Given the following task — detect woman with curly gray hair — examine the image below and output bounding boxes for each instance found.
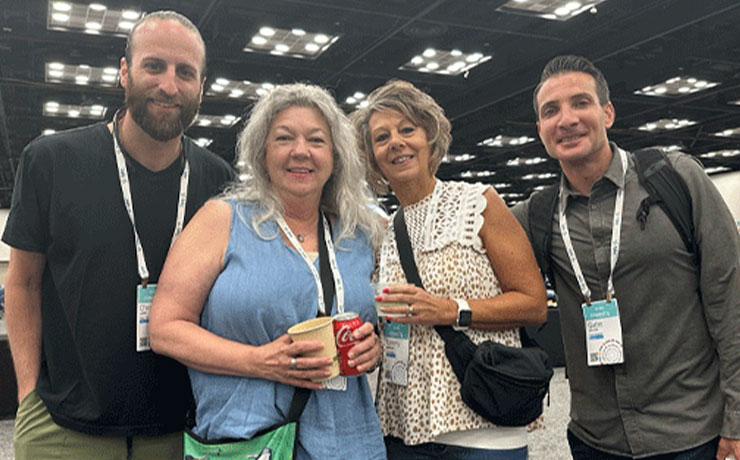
[352,80,546,459]
[149,83,386,459]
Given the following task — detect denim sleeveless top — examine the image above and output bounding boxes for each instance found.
[190,200,386,460]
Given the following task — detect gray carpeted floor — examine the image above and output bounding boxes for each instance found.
[0,367,572,459]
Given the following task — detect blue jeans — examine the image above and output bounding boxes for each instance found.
[568,430,719,460]
[385,436,528,460]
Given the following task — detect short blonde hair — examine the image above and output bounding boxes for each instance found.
[351,80,451,194]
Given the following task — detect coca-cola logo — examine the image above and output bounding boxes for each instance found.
[336,325,358,346]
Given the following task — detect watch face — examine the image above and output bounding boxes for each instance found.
[458,309,472,327]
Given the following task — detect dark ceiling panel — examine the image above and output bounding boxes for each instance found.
[0,0,739,209]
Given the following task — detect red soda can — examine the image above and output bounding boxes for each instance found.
[333,312,363,376]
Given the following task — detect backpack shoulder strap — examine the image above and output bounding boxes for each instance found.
[632,148,697,260]
[527,182,560,284]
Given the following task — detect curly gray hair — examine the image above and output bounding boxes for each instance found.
[224,83,382,245]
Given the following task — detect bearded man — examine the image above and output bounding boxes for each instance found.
[3,11,234,460]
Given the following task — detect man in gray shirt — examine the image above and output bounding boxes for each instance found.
[512,55,740,459]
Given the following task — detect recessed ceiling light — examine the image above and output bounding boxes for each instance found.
[402,48,491,76]
[205,78,276,100]
[704,166,730,175]
[700,149,740,158]
[245,27,339,60]
[636,118,697,131]
[52,12,70,22]
[523,172,558,180]
[447,153,476,162]
[121,10,140,20]
[478,134,535,148]
[45,62,119,87]
[194,138,213,148]
[47,2,143,37]
[195,114,240,128]
[43,129,57,136]
[497,0,606,21]
[712,127,740,137]
[43,102,108,119]
[52,2,72,12]
[635,76,720,97]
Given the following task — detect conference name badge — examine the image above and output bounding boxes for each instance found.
[382,322,409,386]
[582,298,624,366]
[136,284,157,352]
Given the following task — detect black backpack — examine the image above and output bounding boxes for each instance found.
[526,148,698,286]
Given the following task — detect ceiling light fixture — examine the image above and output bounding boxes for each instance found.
[195,114,241,128]
[245,26,339,60]
[43,102,108,119]
[478,134,535,148]
[497,0,607,21]
[712,127,740,138]
[205,78,276,100]
[635,76,719,97]
[700,149,740,158]
[194,138,214,148]
[402,48,491,76]
[45,62,120,87]
[48,1,142,37]
[636,118,696,131]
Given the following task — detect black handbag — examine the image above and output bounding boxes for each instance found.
[393,208,553,426]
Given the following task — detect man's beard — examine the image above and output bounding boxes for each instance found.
[125,75,200,142]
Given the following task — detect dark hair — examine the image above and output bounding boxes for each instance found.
[533,55,609,119]
[124,10,206,77]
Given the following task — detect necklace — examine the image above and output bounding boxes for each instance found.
[296,234,305,243]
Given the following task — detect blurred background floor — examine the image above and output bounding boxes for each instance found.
[0,367,571,460]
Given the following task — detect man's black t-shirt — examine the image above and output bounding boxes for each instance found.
[2,122,235,436]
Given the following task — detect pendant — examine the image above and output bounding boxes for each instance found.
[297,234,304,243]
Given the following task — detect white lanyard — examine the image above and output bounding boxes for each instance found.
[558,149,628,304]
[112,115,190,286]
[276,213,345,315]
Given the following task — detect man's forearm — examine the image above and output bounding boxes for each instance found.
[4,249,46,403]
[5,284,42,402]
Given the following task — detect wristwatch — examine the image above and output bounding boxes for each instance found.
[453,298,472,330]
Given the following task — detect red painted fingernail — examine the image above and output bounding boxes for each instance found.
[382,288,390,294]
[385,316,392,322]
[375,295,383,301]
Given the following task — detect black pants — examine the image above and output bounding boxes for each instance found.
[567,430,719,460]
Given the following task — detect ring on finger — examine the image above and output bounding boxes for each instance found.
[290,357,297,370]
[407,305,414,316]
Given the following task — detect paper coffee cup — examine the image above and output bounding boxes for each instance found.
[287,317,340,381]
[372,282,408,318]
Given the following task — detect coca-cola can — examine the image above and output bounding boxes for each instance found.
[333,312,363,376]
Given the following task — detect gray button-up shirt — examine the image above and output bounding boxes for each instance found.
[512,144,740,457]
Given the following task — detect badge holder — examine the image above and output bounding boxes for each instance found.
[582,298,624,366]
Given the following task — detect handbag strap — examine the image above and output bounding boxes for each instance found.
[393,209,541,348]
[393,209,460,344]
[286,212,335,422]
